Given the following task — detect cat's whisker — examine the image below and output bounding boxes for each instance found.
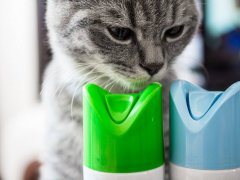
[57,81,75,98]
[74,63,97,69]
[103,78,114,90]
[87,75,105,85]
[73,62,104,74]
[55,66,95,98]
[126,84,131,93]
[109,81,116,92]
[70,70,106,121]
[101,79,110,89]
[41,69,61,95]
[105,80,116,91]
[41,68,74,97]
[70,84,82,122]
[75,62,106,69]
[74,65,96,73]
[109,78,121,93]
[74,62,103,75]
[123,81,128,94]
[75,64,100,80]
[55,69,84,98]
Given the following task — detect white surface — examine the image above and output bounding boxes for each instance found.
[0,0,39,177]
[1,104,46,180]
[174,33,204,86]
[170,163,240,180]
[0,0,39,124]
[206,0,240,37]
[84,166,164,180]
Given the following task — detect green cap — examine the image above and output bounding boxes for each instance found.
[83,83,164,173]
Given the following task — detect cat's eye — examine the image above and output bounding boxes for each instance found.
[165,25,185,41]
[107,27,133,42]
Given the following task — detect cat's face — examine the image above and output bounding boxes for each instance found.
[47,0,200,90]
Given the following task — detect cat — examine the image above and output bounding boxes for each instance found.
[41,0,200,179]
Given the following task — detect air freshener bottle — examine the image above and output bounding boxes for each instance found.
[170,80,240,180]
[83,83,164,180]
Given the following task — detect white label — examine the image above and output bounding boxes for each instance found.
[84,166,164,180]
[170,163,240,180]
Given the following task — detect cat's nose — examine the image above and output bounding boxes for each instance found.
[140,62,164,76]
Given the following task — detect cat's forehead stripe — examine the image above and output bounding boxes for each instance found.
[125,1,136,27]
[99,0,182,28]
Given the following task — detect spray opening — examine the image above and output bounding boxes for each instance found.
[187,91,222,120]
[105,94,139,124]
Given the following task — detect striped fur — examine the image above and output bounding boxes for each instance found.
[41,0,200,179]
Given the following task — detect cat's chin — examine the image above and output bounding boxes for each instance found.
[116,77,153,93]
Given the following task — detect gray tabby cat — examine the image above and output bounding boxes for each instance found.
[41,0,200,179]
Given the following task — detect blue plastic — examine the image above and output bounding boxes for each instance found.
[170,80,240,170]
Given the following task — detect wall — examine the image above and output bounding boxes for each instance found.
[207,0,240,37]
[0,0,40,179]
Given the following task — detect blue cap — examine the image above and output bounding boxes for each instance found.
[170,80,240,170]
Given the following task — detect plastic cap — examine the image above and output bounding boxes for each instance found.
[105,94,138,124]
[170,80,240,170]
[83,83,164,173]
[188,91,222,120]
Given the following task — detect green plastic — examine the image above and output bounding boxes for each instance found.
[83,83,164,173]
[105,94,138,124]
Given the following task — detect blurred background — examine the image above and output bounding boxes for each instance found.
[0,0,239,179]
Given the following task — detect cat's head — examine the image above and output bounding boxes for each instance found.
[47,0,200,90]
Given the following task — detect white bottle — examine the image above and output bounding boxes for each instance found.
[83,83,165,180]
[170,80,240,180]
[170,163,240,180]
[84,166,164,180]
